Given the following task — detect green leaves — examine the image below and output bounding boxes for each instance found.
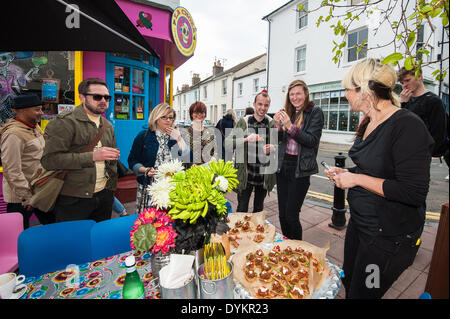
[382,53,403,65]
[406,31,416,49]
[133,223,157,251]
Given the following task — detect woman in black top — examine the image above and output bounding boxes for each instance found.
[325,59,434,299]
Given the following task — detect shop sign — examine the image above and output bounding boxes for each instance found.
[171,7,196,57]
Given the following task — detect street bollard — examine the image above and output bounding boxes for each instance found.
[328,152,347,230]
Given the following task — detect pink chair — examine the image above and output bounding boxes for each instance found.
[0,213,23,274]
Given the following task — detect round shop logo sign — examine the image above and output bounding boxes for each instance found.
[171,7,196,57]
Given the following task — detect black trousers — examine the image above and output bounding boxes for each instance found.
[276,157,310,240]
[237,183,267,213]
[7,203,55,229]
[342,219,422,299]
[54,189,114,223]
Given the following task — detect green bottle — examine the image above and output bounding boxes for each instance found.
[122,255,145,299]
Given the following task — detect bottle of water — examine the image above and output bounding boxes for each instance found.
[122,255,145,299]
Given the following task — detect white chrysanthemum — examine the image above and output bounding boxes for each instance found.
[216,176,229,192]
[154,159,184,181]
[148,178,174,209]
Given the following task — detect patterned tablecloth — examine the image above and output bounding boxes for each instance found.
[21,250,160,299]
[20,232,341,299]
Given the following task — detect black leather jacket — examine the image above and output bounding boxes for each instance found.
[277,103,324,178]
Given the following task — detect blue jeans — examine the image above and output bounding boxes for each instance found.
[112,197,125,215]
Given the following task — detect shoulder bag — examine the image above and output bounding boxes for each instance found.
[30,119,108,212]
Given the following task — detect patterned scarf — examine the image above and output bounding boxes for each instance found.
[155,130,172,169]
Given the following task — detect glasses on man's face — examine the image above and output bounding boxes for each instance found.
[84,93,112,102]
[160,115,175,121]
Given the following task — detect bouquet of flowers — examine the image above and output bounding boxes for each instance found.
[130,159,239,255]
[130,207,177,255]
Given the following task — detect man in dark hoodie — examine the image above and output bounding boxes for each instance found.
[215,109,236,160]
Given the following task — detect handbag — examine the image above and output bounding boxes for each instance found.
[30,119,108,212]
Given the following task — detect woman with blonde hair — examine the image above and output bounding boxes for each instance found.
[128,103,187,211]
[273,80,324,240]
[324,58,434,298]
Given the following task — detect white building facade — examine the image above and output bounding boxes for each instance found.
[174,54,267,125]
[264,0,449,144]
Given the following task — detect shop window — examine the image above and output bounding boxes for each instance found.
[113,64,145,120]
[0,51,75,126]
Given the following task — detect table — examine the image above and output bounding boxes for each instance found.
[20,233,342,299]
[21,250,161,299]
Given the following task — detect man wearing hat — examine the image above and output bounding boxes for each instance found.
[0,93,55,228]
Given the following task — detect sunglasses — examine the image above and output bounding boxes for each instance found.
[84,93,112,102]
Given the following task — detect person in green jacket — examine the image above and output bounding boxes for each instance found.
[224,90,277,213]
[41,78,119,223]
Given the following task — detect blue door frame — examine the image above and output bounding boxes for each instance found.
[105,53,160,166]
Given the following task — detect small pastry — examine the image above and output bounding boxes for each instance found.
[256,249,265,257]
[234,220,243,228]
[254,256,264,267]
[288,258,300,271]
[298,268,308,279]
[242,221,252,232]
[246,252,255,261]
[272,271,285,283]
[290,285,305,299]
[268,250,279,258]
[280,266,292,278]
[244,215,252,221]
[283,246,293,256]
[253,234,265,243]
[288,274,300,286]
[256,224,265,233]
[245,260,255,270]
[268,256,279,266]
[279,255,289,265]
[261,262,271,272]
[245,269,257,282]
[259,270,272,283]
[273,245,281,253]
[271,280,285,295]
[255,286,270,299]
[229,228,240,235]
[294,247,304,255]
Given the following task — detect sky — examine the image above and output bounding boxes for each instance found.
[174,0,290,90]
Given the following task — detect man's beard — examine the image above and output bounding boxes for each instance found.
[84,101,106,115]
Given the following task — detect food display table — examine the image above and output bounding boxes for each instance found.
[18,232,342,299]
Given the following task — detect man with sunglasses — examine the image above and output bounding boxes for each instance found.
[41,78,119,223]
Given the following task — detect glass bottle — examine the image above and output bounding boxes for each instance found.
[122,255,145,299]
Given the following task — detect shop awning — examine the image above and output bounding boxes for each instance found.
[1,0,159,57]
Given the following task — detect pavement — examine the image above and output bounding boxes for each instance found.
[222,190,440,300]
[118,189,441,300]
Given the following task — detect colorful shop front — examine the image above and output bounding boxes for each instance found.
[0,0,196,212]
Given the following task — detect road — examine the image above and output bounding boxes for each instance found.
[279,142,449,222]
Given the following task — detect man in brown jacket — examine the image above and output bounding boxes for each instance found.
[41,78,119,222]
[0,94,55,228]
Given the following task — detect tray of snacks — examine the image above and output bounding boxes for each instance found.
[231,240,341,299]
[226,212,276,251]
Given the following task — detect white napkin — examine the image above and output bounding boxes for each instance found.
[159,254,195,289]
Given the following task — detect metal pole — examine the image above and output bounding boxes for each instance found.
[328,152,347,230]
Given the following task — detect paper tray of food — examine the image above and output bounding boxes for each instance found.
[231,240,341,299]
[226,211,276,252]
